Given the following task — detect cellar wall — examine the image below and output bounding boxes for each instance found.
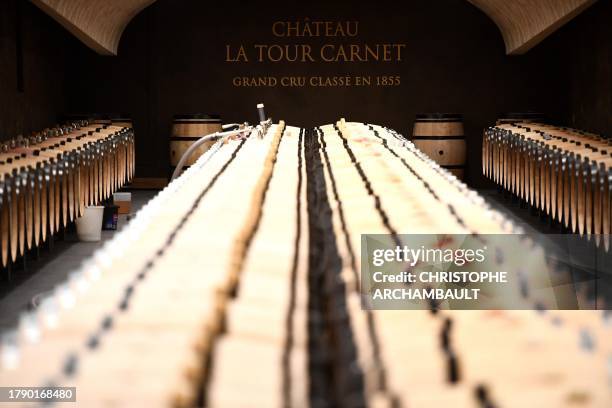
[544,0,612,138]
[5,0,596,186]
[63,0,574,185]
[0,0,74,140]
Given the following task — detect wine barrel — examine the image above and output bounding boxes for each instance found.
[412,113,466,180]
[496,112,545,125]
[170,114,222,169]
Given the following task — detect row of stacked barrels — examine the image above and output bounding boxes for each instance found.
[483,121,611,250]
[0,119,135,268]
[411,112,545,182]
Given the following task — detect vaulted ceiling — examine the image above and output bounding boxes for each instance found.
[467,0,597,54]
[30,0,597,56]
[30,0,156,55]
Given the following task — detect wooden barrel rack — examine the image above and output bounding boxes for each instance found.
[483,121,611,250]
[0,120,135,277]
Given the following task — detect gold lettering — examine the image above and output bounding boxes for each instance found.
[350,44,364,62]
[252,22,405,64]
[271,20,361,38]
[286,22,299,37]
[312,21,323,36]
[225,45,248,62]
[320,44,335,62]
[334,23,346,37]
[254,44,266,62]
[346,21,359,37]
[336,45,347,62]
[395,44,406,61]
[281,76,306,86]
[302,18,313,37]
[382,44,392,61]
[272,22,285,37]
[365,44,379,61]
[285,45,298,62]
[232,77,278,87]
[267,45,284,62]
[309,76,353,86]
[355,76,371,86]
[302,45,315,62]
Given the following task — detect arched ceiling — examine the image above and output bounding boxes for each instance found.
[467,0,597,54]
[31,0,598,56]
[30,0,156,56]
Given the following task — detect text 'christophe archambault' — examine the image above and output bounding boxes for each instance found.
[368,245,509,301]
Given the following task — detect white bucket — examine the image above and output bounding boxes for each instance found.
[76,206,104,242]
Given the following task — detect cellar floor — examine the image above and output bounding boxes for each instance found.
[0,190,158,333]
[477,189,559,236]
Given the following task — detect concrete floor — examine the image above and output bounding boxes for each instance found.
[0,190,158,332]
[478,189,560,235]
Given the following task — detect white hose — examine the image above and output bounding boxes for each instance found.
[170,127,252,182]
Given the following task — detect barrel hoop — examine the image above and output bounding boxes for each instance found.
[412,136,465,140]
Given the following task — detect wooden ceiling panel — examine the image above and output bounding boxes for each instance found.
[467,0,597,54]
[30,0,156,55]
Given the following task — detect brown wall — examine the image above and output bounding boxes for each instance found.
[546,0,611,137]
[4,0,608,187]
[0,0,74,139]
[65,0,572,186]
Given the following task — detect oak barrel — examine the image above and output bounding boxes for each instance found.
[412,113,466,180]
[170,114,222,168]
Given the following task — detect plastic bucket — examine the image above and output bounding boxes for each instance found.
[76,206,104,242]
